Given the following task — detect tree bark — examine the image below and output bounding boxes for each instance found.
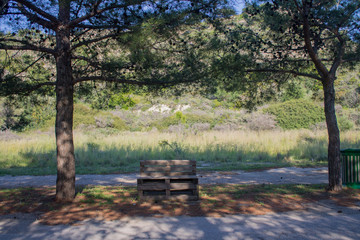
[55,0,75,202]
[322,77,342,191]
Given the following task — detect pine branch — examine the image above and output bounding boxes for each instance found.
[245,68,322,81]
[15,0,58,23]
[0,38,56,54]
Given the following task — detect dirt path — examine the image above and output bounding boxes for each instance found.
[0,167,328,188]
[1,199,360,240]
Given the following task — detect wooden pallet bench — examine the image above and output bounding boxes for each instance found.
[137,160,199,201]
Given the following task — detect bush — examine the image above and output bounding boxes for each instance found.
[264,99,325,129]
[73,104,128,130]
[108,94,136,110]
[73,104,98,127]
[245,113,277,131]
[152,111,213,131]
[167,124,186,133]
[95,116,113,128]
[1,96,56,131]
[213,123,239,131]
[338,116,354,131]
[190,123,211,132]
[185,113,213,125]
[112,116,128,130]
[281,81,305,102]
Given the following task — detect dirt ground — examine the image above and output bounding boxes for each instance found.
[1,184,359,225]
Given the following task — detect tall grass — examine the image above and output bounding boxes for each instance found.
[1,129,359,175]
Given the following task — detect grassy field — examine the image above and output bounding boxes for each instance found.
[0,129,359,176]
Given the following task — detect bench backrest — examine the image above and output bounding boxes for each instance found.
[140,160,196,177]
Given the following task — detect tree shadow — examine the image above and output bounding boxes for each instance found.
[1,186,360,239]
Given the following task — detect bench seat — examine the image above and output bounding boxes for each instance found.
[137,160,199,201]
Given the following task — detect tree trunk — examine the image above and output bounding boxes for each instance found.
[55,0,75,202]
[322,77,342,191]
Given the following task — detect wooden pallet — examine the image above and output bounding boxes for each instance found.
[137,160,199,201]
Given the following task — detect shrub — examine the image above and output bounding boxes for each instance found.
[73,104,98,127]
[338,116,354,131]
[108,94,136,110]
[264,99,325,129]
[185,113,213,125]
[73,104,128,130]
[0,130,22,141]
[281,81,305,102]
[167,124,186,133]
[245,113,277,131]
[190,123,211,132]
[95,116,113,128]
[1,97,56,131]
[112,116,128,130]
[152,112,184,131]
[213,123,239,131]
[152,111,213,131]
[311,122,327,131]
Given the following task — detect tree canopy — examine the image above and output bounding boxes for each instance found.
[0,0,234,201]
[215,0,360,190]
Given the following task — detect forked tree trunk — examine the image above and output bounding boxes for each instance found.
[55,1,75,202]
[323,77,342,191]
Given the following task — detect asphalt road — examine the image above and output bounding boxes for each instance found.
[1,167,359,240]
[0,167,328,188]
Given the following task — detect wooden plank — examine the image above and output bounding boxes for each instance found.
[138,183,197,190]
[141,166,194,172]
[138,175,198,180]
[140,172,196,177]
[170,166,195,171]
[138,183,167,190]
[140,172,167,177]
[167,171,195,176]
[170,183,197,190]
[141,166,171,172]
[140,160,196,165]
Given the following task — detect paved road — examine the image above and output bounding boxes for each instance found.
[0,167,328,188]
[1,200,360,240]
[2,167,358,240]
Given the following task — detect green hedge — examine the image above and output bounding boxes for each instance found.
[264,99,325,129]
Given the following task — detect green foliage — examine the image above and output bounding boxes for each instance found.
[281,82,306,102]
[175,111,186,123]
[338,117,354,132]
[108,94,137,110]
[0,96,55,131]
[88,89,139,110]
[73,104,98,127]
[186,113,214,125]
[152,111,185,130]
[151,111,214,131]
[73,104,128,130]
[111,116,127,131]
[264,99,325,129]
[335,69,360,108]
